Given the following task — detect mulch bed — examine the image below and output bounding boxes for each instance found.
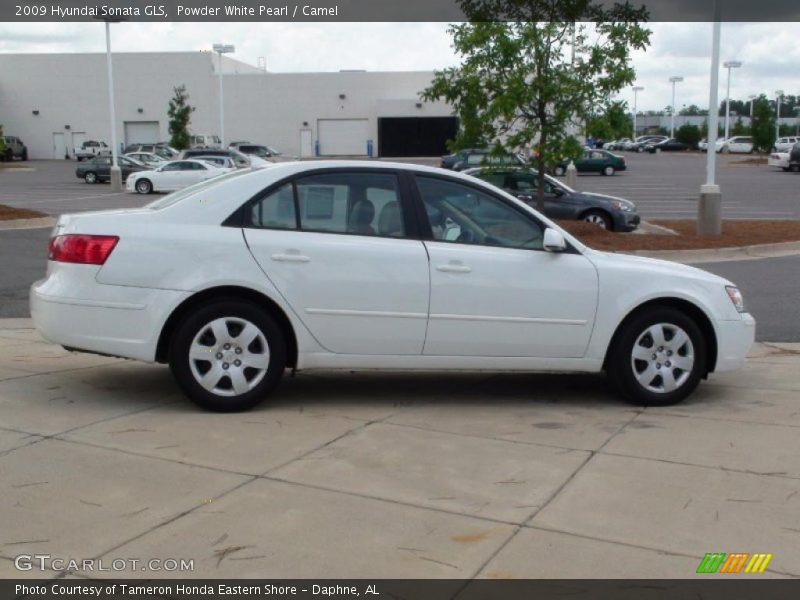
[559,220,800,251]
[0,204,48,221]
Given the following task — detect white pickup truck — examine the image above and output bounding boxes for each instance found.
[74,140,110,161]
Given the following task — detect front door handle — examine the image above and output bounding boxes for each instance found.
[271,251,311,263]
[437,262,471,273]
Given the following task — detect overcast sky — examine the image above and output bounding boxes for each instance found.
[1,22,798,112]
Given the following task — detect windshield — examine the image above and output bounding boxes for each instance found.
[145,169,251,210]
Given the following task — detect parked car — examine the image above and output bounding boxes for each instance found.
[194,155,238,170]
[75,155,147,184]
[716,136,753,154]
[124,144,179,159]
[440,148,484,169]
[74,140,109,161]
[789,142,800,173]
[1,135,28,161]
[232,144,281,158]
[644,138,691,153]
[767,152,790,171]
[190,134,221,149]
[627,135,668,152]
[553,149,626,176]
[126,159,230,194]
[465,167,640,231]
[773,137,800,153]
[124,152,167,168]
[698,138,708,151]
[453,152,526,171]
[31,161,755,412]
[604,138,631,151]
[182,148,251,168]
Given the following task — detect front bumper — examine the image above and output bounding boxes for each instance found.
[30,264,188,362]
[714,313,756,372]
[613,211,640,232]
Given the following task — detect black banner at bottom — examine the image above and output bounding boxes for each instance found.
[4,579,800,600]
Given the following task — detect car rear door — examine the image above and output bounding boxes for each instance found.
[243,169,430,355]
[414,174,598,358]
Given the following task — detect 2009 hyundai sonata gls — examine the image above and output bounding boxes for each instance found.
[31,162,755,412]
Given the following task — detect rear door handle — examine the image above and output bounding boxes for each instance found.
[437,263,471,273]
[271,251,311,263]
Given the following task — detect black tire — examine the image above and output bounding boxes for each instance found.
[607,307,706,407]
[602,165,615,176]
[636,146,645,153]
[581,209,612,230]
[21,149,27,161]
[135,178,153,194]
[84,171,97,184]
[791,164,800,173]
[554,166,565,176]
[169,299,287,412]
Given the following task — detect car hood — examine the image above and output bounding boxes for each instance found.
[585,248,733,286]
[574,191,636,211]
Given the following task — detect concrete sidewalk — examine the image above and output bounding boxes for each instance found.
[0,319,799,580]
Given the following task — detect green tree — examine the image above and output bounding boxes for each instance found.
[167,85,195,151]
[421,0,650,211]
[0,124,6,159]
[731,116,748,136]
[680,105,706,116]
[750,95,776,153]
[587,100,631,140]
[675,123,701,147]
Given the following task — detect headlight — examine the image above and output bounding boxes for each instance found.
[725,286,745,312]
[611,200,633,212]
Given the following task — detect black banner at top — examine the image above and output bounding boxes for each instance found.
[3,0,800,22]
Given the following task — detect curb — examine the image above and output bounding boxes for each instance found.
[0,217,56,231]
[619,240,800,264]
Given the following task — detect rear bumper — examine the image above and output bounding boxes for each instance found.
[714,313,756,372]
[30,264,188,362]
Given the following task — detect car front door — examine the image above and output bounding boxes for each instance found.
[506,172,575,220]
[155,161,189,190]
[243,170,430,355]
[416,175,598,358]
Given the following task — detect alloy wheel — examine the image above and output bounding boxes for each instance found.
[188,317,270,397]
[630,322,694,394]
[583,213,609,229]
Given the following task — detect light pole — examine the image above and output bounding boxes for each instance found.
[213,43,235,147]
[775,90,784,140]
[722,60,741,141]
[748,94,756,119]
[794,107,800,136]
[632,85,644,138]
[669,76,684,138]
[698,19,722,236]
[97,18,124,191]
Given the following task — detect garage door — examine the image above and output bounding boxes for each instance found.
[318,119,369,156]
[124,121,160,146]
[378,117,458,157]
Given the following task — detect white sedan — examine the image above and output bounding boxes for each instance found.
[126,159,231,194]
[31,162,755,412]
[716,136,754,153]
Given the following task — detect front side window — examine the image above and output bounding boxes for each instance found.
[294,172,405,238]
[417,176,543,250]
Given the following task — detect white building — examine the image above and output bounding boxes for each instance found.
[0,52,456,160]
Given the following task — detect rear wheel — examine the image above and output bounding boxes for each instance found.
[169,299,287,412]
[607,307,706,406]
[581,210,612,230]
[602,165,615,176]
[553,166,566,176]
[791,164,800,173]
[84,172,97,184]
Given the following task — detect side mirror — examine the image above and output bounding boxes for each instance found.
[552,187,565,197]
[543,228,567,253]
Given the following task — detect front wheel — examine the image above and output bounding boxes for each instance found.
[791,164,800,173]
[84,172,97,184]
[135,179,153,194]
[553,166,565,176]
[636,146,645,153]
[607,307,706,406]
[169,299,287,412]
[602,165,615,176]
[581,210,611,230]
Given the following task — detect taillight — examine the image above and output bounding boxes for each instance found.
[48,234,119,265]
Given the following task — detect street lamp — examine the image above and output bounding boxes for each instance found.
[698,19,722,236]
[794,107,800,136]
[748,94,756,119]
[775,90,784,140]
[722,60,742,141]
[95,17,125,192]
[212,43,235,147]
[669,76,684,137]
[632,85,644,138]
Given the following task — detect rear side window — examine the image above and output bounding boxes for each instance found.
[250,183,297,230]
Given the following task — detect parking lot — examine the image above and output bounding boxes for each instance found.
[1,321,799,580]
[1,151,799,219]
[1,153,800,581]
